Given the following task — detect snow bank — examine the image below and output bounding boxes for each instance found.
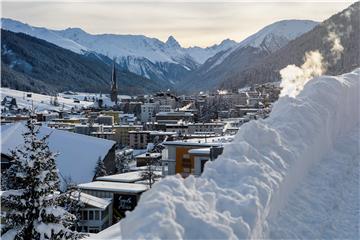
[94,69,360,239]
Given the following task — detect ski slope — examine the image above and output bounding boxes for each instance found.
[93,68,359,239]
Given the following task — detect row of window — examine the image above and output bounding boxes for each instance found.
[80,210,101,221]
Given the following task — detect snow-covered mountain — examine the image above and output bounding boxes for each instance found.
[237,19,319,52]
[178,19,318,91]
[0,18,88,54]
[1,18,237,84]
[218,2,360,91]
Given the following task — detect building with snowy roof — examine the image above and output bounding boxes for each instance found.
[78,181,148,221]
[162,140,226,177]
[71,192,112,234]
[1,122,116,188]
[96,171,145,183]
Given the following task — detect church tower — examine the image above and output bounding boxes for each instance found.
[110,59,118,104]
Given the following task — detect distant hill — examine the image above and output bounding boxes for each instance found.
[1,29,167,95]
[219,2,360,90]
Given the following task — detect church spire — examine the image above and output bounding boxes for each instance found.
[110,58,118,104]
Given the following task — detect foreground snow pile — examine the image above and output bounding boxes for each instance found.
[94,69,360,239]
[269,128,359,238]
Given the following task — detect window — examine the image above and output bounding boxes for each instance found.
[89,227,100,233]
[83,226,88,232]
[83,211,88,220]
[89,211,94,220]
[95,211,100,220]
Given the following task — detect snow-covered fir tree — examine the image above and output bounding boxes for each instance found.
[93,157,107,180]
[115,151,131,174]
[1,119,84,239]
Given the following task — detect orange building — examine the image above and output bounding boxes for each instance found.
[162,141,223,177]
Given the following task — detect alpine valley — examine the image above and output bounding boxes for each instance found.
[1,6,359,94]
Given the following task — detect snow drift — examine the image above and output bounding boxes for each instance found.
[95,68,360,239]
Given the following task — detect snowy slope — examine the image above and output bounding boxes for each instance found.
[0,88,94,111]
[179,20,318,91]
[186,39,238,64]
[238,19,318,51]
[1,18,87,54]
[93,69,360,239]
[210,20,318,70]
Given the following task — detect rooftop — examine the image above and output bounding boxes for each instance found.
[188,148,211,155]
[96,171,145,183]
[1,122,116,188]
[71,192,111,209]
[135,153,162,158]
[156,112,193,117]
[78,181,148,194]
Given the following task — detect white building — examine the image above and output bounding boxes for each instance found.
[74,192,112,234]
[159,105,172,113]
[141,102,159,123]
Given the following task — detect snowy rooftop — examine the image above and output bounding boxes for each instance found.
[78,181,148,194]
[188,148,211,155]
[72,192,111,209]
[156,112,193,116]
[96,172,144,183]
[135,153,161,159]
[1,122,116,187]
[163,136,233,147]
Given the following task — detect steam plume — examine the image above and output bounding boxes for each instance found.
[280,51,325,97]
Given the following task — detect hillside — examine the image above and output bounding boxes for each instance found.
[178,20,318,92]
[220,2,360,89]
[1,30,167,95]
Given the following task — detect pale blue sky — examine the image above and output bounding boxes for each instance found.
[1,1,355,47]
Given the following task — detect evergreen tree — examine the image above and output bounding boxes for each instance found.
[93,157,107,180]
[1,119,83,239]
[115,150,132,174]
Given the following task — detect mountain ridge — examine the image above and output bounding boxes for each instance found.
[1,18,238,85]
[219,2,360,90]
[1,29,169,94]
[177,19,319,92]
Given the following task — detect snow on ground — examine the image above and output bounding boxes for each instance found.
[0,88,93,111]
[93,68,360,239]
[268,127,359,239]
[59,92,131,107]
[0,88,132,111]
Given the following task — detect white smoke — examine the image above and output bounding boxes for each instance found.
[280,51,325,97]
[326,31,344,63]
[279,11,351,98]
